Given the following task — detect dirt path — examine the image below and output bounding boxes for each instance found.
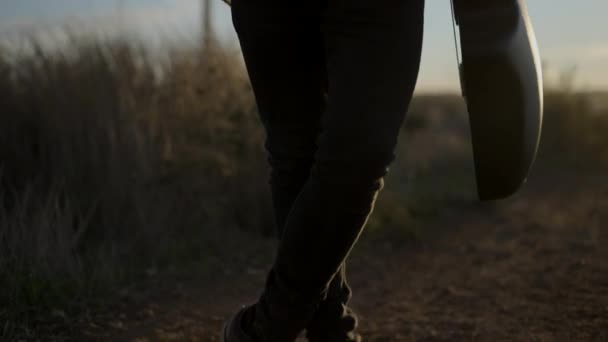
[75,173,608,341]
[353,183,608,341]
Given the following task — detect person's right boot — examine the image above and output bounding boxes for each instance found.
[305,273,362,342]
[306,303,361,342]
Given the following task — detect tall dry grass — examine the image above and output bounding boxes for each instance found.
[0,36,268,325]
[541,92,608,167]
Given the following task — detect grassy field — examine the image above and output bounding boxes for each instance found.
[0,35,607,338]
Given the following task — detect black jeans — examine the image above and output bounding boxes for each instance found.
[231,0,424,340]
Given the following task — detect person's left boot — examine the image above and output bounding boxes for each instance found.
[222,306,259,342]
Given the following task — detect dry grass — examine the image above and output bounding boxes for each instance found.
[541,91,608,166]
[0,35,267,331]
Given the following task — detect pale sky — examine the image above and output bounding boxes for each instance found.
[1,0,607,92]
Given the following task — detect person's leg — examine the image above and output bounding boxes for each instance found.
[273,166,356,342]
[247,0,426,340]
[270,133,356,342]
[229,0,345,338]
[230,0,324,242]
[231,1,360,340]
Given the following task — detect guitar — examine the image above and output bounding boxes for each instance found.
[451,0,544,200]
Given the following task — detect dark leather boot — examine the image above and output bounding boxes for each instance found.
[222,306,259,342]
[306,303,361,342]
[305,270,361,342]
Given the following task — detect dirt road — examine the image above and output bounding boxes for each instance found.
[74,171,607,341]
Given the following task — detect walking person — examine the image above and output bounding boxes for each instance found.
[222,0,541,340]
[224,0,425,340]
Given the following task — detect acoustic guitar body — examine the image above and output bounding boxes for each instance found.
[453,0,544,200]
